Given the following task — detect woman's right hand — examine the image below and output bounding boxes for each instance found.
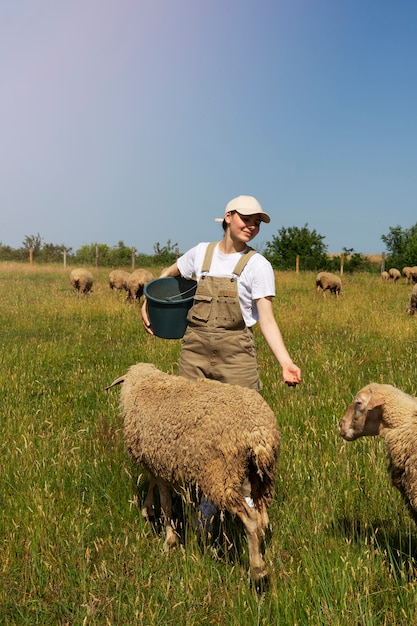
[142,264,180,335]
[141,299,154,335]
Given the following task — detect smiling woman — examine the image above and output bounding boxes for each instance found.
[142,194,301,393]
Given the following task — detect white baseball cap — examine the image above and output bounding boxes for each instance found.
[224,195,271,223]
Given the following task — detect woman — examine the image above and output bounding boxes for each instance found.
[142,195,301,391]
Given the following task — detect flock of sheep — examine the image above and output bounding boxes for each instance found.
[69,267,154,302]
[68,264,417,582]
[70,265,417,314]
[379,266,417,284]
[316,268,417,314]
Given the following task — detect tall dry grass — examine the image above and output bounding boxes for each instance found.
[1,263,417,625]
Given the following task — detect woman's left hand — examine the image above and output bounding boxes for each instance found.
[282,363,301,387]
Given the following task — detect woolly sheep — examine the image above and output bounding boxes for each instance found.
[406,283,417,315]
[410,266,417,284]
[402,266,413,284]
[381,271,389,282]
[106,362,281,581]
[126,269,153,302]
[388,267,401,283]
[339,383,417,525]
[316,272,342,297]
[109,269,131,292]
[70,268,93,293]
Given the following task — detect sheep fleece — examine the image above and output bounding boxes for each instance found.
[120,364,281,511]
[109,269,130,291]
[379,387,417,522]
[316,271,342,294]
[127,269,153,300]
[70,268,93,293]
[406,283,417,314]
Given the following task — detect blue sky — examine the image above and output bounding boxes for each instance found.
[1,0,416,256]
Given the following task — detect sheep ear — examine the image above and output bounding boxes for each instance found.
[366,391,385,411]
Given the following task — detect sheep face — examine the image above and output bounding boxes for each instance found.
[339,385,385,441]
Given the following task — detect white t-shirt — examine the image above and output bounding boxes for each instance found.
[177,242,276,327]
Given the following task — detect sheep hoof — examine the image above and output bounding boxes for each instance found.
[163,537,179,551]
[251,568,269,593]
[163,528,179,551]
[141,506,154,519]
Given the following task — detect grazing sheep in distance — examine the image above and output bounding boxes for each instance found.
[106,362,281,581]
[381,271,389,282]
[316,271,342,297]
[339,383,417,525]
[406,284,417,315]
[109,269,131,292]
[70,268,93,293]
[402,266,413,284]
[126,269,153,303]
[410,266,417,284]
[388,267,401,283]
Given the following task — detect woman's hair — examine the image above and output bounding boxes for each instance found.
[222,210,236,231]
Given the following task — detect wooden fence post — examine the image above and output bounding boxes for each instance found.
[95,245,99,269]
[340,254,344,276]
[381,252,386,273]
[296,255,299,274]
[29,246,33,266]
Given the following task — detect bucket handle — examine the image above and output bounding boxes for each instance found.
[165,285,196,301]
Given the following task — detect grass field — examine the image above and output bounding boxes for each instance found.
[1,262,417,625]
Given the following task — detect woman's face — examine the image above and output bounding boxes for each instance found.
[225,211,261,243]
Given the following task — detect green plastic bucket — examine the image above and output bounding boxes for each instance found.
[144,277,197,339]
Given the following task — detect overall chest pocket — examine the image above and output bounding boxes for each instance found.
[188,294,213,323]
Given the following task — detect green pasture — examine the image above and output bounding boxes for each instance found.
[1,263,417,625]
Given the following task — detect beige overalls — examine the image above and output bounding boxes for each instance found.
[179,242,262,392]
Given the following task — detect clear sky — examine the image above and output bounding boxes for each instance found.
[1,0,416,256]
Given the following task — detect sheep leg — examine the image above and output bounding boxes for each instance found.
[235,501,267,581]
[256,499,269,536]
[241,477,269,535]
[157,479,179,551]
[141,476,157,519]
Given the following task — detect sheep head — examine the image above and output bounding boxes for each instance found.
[105,362,161,391]
[339,384,387,441]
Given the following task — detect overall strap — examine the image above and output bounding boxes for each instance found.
[232,247,257,276]
[201,242,257,276]
[201,242,219,273]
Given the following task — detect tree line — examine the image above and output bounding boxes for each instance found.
[0,235,180,268]
[1,222,416,272]
[263,222,417,273]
